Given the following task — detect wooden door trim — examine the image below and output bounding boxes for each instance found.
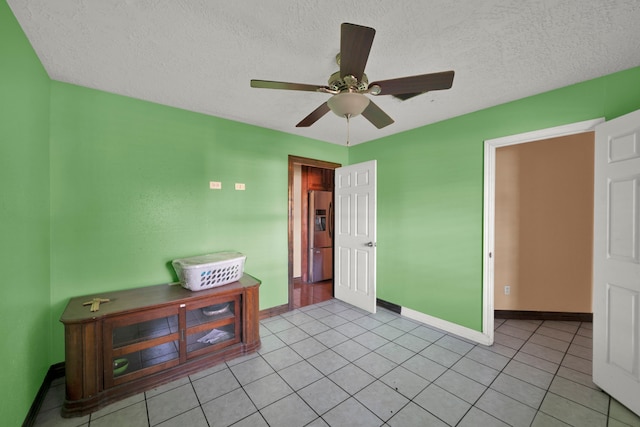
[288,156,341,311]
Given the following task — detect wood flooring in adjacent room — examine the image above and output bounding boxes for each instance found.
[293,278,333,309]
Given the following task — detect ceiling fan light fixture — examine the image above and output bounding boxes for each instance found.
[250,23,454,129]
[327,92,370,118]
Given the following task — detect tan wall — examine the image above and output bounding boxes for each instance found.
[494,132,594,312]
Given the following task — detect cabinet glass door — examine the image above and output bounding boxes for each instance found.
[106,308,180,387]
[184,296,240,358]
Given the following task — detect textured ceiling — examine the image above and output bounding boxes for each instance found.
[7,0,640,145]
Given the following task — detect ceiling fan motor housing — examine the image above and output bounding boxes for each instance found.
[328,71,369,93]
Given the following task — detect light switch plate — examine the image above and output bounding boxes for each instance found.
[209,181,221,189]
[235,183,246,190]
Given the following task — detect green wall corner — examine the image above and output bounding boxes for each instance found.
[0,1,51,425]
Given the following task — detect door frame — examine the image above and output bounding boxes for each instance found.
[482,118,603,343]
[288,155,341,311]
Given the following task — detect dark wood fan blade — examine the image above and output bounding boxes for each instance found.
[393,93,422,101]
[361,100,394,129]
[370,70,454,96]
[251,80,326,92]
[340,23,375,80]
[296,102,331,127]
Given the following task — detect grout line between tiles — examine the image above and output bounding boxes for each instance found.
[37,300,638,427]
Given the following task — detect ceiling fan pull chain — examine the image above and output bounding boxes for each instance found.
[346,114,351,146]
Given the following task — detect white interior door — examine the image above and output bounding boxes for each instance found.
[593,109,640,416]
[334,160,377,313]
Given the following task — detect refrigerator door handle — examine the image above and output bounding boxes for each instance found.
[328,201,333,239]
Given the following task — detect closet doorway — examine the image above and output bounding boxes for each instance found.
[288,156,341,309]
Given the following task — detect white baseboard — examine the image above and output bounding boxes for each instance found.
[401,306,493,346]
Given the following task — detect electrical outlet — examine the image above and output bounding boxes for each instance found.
[504,285,510,295]
[209,181,221,190]
[235,183,245,190]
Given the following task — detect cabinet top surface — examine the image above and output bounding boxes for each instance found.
[60,274,260,324]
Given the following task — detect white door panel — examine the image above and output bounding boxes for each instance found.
[593,109,640,416]
[334,160,376,313]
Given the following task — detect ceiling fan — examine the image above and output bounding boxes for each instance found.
[250,22,455,130]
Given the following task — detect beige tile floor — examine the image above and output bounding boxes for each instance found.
[34,299,640,426]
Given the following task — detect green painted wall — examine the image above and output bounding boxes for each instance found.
[49,81,347,361]
[350,66,640,331]
[0,1,51,425]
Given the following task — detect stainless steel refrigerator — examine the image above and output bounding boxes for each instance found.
[308,190,333,282]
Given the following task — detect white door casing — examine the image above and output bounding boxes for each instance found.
[334,160,377,313]
[593,109,640,416]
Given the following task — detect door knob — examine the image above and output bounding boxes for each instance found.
[365,242,376,247]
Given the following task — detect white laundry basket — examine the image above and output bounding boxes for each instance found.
[172,251,246,291]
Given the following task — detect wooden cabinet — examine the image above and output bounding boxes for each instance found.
[60,274,260,417]
[303,165,334,191]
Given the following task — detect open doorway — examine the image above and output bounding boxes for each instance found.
[493,133,594,315]
[482,118,603,343]
[288,155,341,310]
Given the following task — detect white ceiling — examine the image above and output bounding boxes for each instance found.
[7,0,640,145]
